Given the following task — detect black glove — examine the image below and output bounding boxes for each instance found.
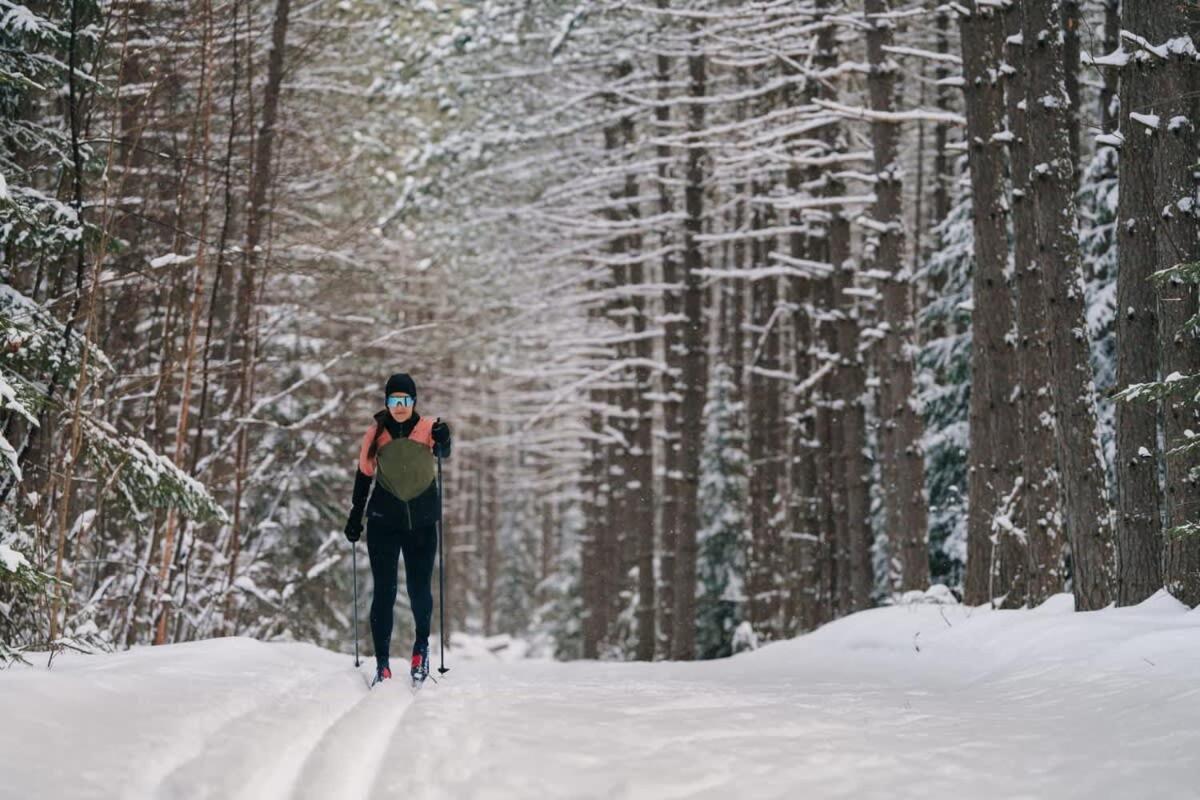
[432,419,452,457]
[344,514,363,543]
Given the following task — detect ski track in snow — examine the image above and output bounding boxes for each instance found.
[292,677,417,800]
[4,594,1200,799]
[156,658,374,800]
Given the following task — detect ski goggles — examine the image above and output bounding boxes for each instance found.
[386,395,415,409]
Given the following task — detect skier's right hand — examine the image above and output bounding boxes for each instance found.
[344,515,363,543]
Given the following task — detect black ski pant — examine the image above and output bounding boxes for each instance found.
[367,520,437,665]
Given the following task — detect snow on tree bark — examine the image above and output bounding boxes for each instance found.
[1113,0,1166,606]
[747,207,783,638]
[670,22,709,661]
[1145,3,1200,606]
[959,0,1023,607]
[1021,0,1114,611]
[864,0,930,593]
[1002,4,1067,607]
[655,0,682,658]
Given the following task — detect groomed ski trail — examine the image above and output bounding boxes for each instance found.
[290,676,425,800]
[4,593,1200,799]
[157,658,393,800]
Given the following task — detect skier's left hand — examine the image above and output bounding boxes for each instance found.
[432,419,451,457]
[432,419,451,445]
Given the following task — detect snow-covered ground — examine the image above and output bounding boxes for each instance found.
[4,592,1199,799]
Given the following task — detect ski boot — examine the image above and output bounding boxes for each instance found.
[410,643,430,688]
[371,660,392,687]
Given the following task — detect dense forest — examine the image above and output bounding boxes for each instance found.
[2,0,1198,665]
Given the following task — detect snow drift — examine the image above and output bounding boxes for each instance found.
[3,593,1198,799]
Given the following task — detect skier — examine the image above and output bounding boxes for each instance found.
[344,373,451,687]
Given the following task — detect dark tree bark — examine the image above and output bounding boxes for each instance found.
[593,115,633,656]
[865,0,929,591]
[806,4,872,616]
[833,213,872,613]
[655,0,680,657]
[1099,0,1120,135]
[959,1,1023,606]
[1149,2,1200,606]
[807,0,856,623]
[932,5,953,233]
[1061,0,1082,177]
[670,25,708,660]
[582,287,606,657]
[1003,5,1065,607]
[787,148,818,634]
[483,463,499,637]
[1113,0,1165,605]
[617,106,658,661]
[747,208,783,638]
[1022,0,1114,610]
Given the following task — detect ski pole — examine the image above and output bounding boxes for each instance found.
[352,541,361,668]
[436,449,449,676]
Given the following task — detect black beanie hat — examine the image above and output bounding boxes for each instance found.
[385,373,417,401]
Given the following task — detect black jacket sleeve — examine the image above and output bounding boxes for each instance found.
[349,469,373,519]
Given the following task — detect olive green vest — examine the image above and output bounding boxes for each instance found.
[375,437,435,502]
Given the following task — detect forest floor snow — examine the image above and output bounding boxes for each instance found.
[3,591,1199,799]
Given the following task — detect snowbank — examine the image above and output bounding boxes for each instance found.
[2,596,1198,799]
[733,589,1199,684]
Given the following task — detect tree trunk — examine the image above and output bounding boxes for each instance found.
[1003,5,1065,607]
[226,0,291,627]
[670,27,708,660]
[865,0,929,592]
[1113,0,1165,605]
[932,5,953,233]
[833,214,872,613]
[1022,0,1114,610]
[626,163,657,662]
[814,269,847,619]
[1150,2,1200,606]
[746,228,769,633]
[483,460,500,638]
[803,1,848,624]
[608,101,658,660]
[1061,0,1082,178]
[237,0,290,374]
[747,212,782,637]
[655,0,680,658]
[959,0,1023,606]
[155,0,217,645]
[582,244,607,658]
[1099,0,1120,135]
[46,0,93,642]
[191,0,243,475]
[788,198,816,634]
[601,115,630,655]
